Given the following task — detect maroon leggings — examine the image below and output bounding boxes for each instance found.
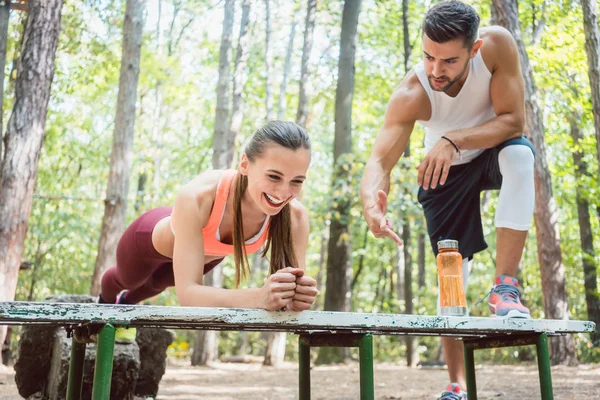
[100,206,223,304]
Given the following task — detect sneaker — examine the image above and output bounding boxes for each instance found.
[115,291,129,305]
[98,290,129,305]
[487,275,531,318]
[438,383,467,400]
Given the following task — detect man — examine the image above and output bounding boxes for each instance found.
[360,1,535,399]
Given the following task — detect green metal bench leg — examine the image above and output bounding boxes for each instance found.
[463,341,477,400]
[299,337,311,400]
[298,333,374,400]
[535,333,553,400]
[92,324,115,400]
[66,336,87,400]
[358,334,374,400]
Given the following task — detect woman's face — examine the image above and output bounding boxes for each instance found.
[239,143,311,216]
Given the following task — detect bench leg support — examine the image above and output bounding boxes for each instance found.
[299,338,311,400]
[66,337,86,400]
[359,334,374,400]
[92,324,115,400]
[536,333,553,400]
[298,334,375,400]
[463,342,477,400]
[463,333,554,400]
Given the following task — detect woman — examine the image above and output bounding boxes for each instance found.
[99,121,318,317]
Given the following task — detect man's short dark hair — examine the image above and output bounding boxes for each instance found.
[422,1,480,48]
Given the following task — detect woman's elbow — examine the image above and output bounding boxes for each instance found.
[175,285,198,307]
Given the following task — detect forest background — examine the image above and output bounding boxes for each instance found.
[1,0,599,369]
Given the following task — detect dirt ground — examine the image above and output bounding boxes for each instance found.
[1,360,599,399]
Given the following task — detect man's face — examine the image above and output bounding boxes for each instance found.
[422,34,480,94]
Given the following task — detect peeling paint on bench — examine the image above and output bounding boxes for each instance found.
[0,301,594,337]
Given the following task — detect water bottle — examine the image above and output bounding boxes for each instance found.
[437,239,467,316]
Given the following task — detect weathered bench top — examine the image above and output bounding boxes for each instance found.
[0,301,594,338]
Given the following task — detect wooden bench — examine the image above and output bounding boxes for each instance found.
[0,301,595,400]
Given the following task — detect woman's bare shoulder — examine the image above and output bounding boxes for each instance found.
[176,170,225,215]
[289,199,309,228]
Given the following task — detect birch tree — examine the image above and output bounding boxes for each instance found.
[277,4,298,120]
[192,0,235,366]
[90,0,147,296]
[316,0,362,365]
[264,0,273,121]
[296,0,316,128]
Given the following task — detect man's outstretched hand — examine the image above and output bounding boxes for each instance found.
[363,190,403,246]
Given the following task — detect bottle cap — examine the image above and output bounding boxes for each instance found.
[437,239,458,251]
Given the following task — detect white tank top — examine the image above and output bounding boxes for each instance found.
[414,50,495,165]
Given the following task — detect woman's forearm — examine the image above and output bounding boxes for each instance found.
[176,284,263,309]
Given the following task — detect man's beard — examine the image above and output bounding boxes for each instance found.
[428,59,470,93]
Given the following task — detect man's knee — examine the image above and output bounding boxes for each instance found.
[498,145,534,180]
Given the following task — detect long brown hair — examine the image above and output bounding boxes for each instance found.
[231,121,311,286]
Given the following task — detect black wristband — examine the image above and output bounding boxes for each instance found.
[441,135,462,159]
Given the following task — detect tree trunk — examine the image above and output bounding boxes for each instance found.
[26,233,45,302]
[191,326,219,366]
[191,266,224,366]
[581,0,600,201]
[401,0,417,366]
[211,0,235,170]
[350,225,369,292]
[264,0,273,121]
[263,330,287,367]
[417,231,426,288]
[90,0,146,296]
[396,239,405,302]
[315,0,361,365]
[0,0,63,348]
[150,82,163,206]
[568,108,600,345]
[261,0,290,366]
[192,0,235,367]
[376,263,389,308]
[403,226,417,366]
[0,1,10,163]
[277,5,298,121]
[227,0,255,363]
[6,13,24,104]
[313,226,329,311]
[134,171,147,213]
[296,0,316,128]
[491,0,577,366]
[228,0,250,162]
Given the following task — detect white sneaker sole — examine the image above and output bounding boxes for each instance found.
[499,309,531,319]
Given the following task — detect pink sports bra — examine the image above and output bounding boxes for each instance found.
[171,170,270,257]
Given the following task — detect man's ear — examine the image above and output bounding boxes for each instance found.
[471,38,483,58]
[239,153,249,175]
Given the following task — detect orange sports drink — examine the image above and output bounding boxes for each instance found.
[437,239,468,316]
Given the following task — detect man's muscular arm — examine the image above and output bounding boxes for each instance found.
[418,27,526,190]
[360,80,426,244]
[445,27,525,149]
